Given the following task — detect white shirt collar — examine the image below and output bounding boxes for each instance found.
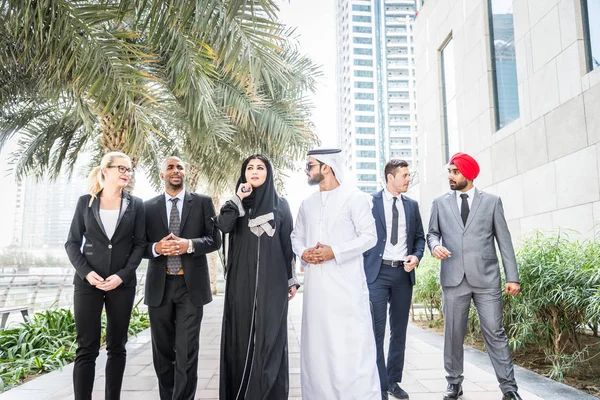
[165,190,185,203]
[456,186,476,200]
[383,187,402,202]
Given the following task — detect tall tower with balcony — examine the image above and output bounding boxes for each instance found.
[336,0,418,193]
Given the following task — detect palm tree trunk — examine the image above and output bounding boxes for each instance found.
[186,164,222,295]
[99,114,138,192]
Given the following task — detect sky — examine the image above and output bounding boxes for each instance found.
[0,0,338,247]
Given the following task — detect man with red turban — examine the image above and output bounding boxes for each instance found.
[426,152,522,400]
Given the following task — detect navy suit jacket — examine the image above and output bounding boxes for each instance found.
[363,190,426,285]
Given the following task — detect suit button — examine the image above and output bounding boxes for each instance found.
[383,239,386,242]
[379,253,382,257]
[108,244,113,249]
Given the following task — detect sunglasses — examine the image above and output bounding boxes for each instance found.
[305,162,322,171]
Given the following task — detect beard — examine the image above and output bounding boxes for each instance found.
[307,172,324,186]
[449,179,468,191]
[167,176,184,190]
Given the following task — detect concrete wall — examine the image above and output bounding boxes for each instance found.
[414,0,600,241]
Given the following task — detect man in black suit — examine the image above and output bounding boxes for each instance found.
[364,159,425,400]
[144,156,221,400]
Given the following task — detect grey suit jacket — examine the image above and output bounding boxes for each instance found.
[426,188,519,288]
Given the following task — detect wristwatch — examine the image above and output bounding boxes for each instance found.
[187,239,194,254]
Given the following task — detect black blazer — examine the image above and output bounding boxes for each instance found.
[363,190,425,285]
[143,191,221,307]
[65,191,146,287]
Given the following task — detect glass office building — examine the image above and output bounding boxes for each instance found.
[336,0,419,193]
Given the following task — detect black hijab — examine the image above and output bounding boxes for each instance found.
[236,154,279,237]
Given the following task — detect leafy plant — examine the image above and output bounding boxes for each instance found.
[503,230,600,380]
[413,255,443,321]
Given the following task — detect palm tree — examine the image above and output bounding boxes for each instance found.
[0,0,319,182]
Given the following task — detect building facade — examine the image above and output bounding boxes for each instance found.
[12,173,87,252]
[414,0,600,239]
[336,0,419,193]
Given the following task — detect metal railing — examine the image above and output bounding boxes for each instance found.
[0,270,148,328]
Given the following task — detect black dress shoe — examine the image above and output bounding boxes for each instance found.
[388,382,409,399]
[443,383,463,400]
[502,391,522,400]
[381,392,389,400]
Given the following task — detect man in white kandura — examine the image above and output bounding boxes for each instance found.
[291,148,380,400]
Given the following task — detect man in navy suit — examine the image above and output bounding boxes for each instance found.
[364,159,425,400]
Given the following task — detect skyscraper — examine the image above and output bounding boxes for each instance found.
[12,172,87,252]
[336,0,418,193]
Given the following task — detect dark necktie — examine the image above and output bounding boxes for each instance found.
[167,197,182,274]
[460,193,469,226]
[391,197,399,245]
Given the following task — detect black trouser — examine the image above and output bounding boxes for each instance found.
[73,284,136,400]
[368,264,413,395]
[149,275,203,400]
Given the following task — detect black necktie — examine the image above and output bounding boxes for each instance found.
[391,197,399,245]
[167,198,182,274]
[460,193,469,226]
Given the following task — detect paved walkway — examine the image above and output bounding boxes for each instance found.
[0,294,596,400]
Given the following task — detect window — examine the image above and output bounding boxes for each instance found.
[354,48,373,56]
[355,93,374,100]
[356,127,375,134]
[355,81,374,89]
[356,116,375,123]
[352,4,371,12]
[386,5,415,12]
[353,15,372,23]
[440,37,459,164]
[358,186,377,194]
[356,150,376,158]
[582,0,600,71]
[390,138,410,145]
[354,59,373,66]
[354,37,372,44]
[353,26,372,34]
[355,104,375,112]
[356,138,376,146]
[488,0,520,130]
[357,162,376,170]
[357,174,377,182]
[354,70,373,77]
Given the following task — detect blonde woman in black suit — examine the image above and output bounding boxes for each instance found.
[65,151,146,400]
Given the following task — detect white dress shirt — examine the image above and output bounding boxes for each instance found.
[382,188,408,261]
[99,209,119,240]
[152,190,186,257]
[455,186,476,214]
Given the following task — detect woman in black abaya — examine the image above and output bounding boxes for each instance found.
[217,154,299,400]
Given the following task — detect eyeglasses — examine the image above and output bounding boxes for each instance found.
[107,165,133,174]
[305,162,322,171]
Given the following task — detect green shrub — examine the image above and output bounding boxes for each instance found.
[414,255,443,321]
[503,230,600,380]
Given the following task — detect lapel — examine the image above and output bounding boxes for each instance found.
[113,191,131,235]
[179,191,193,233]
[445,191,464,230]
[464,187,483,230]
[90,196,108,238]
[401,195,411,235]
[374,191,386,233]
[157,195,168,232]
